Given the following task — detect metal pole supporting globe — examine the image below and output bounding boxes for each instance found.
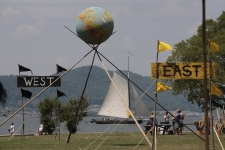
[76,7,114,45]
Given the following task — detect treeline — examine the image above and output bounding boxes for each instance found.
[0,65,201,113]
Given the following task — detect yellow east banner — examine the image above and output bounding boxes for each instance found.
[210,82,222,97]
[151,62,215,79]
[158,41,173,53]
[156,81,171,92]
[209,41,219,53]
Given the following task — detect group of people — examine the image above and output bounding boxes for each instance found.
[147,109,184,135]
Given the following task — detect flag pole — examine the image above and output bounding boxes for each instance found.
[56,66,60,140]
[18,65,24,140]
[208,41,215,150]
[56,89,60,140]
[56,77,60,140]
[153,40,159,150]
[128,52,133,112]
[128,52,131,111]
[202,0,209,149]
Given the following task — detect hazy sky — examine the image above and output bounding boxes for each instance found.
[0,0,224,77]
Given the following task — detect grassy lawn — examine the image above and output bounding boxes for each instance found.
[0,132,224,150]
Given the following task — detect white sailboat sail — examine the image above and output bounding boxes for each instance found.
[131,84,151,117]
[98,72,129,118]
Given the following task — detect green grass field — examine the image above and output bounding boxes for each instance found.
[0,132,224,150]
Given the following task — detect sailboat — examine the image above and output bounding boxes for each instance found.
[91,72,150,124]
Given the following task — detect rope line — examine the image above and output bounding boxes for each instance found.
[97,52,152,147]
[2,90,20,116]
[83,122,116,150]
[133,129,152,150]
[8,122,24,140]
[0,49,94,126]
[97,51,205,142]
[214,127,225,150]
[130,80,156,110]
[94,122,121,150]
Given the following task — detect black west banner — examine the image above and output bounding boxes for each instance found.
[17,76,61,87]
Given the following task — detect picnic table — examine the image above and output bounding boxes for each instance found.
[144,122,173,135]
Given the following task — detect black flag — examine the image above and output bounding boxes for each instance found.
[57,64,67,74]
[57,89,67,97]
[0,82,7,106]
[18,64,33,74]
[21,89,32,99]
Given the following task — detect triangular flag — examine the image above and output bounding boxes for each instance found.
[0,82,7,106]
[57,64,67,73]
[57,89,67,97]
[18,64,33,74]
[209,41,219,53]
[156,81,172,92]
[158,41,173,53]
[21,89,32,99]
[210,82,222,97]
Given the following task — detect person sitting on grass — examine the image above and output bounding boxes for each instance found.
[36,124,43,135]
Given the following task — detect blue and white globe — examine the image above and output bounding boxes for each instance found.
[76,7,114,45]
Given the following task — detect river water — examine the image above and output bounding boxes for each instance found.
[0,116,203,135]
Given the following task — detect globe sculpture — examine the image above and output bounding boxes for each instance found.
[76,7,114,45]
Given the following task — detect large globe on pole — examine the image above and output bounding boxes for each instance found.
[76,7,114,45]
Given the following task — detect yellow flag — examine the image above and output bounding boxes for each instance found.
[158,41,173,53]
[156,81,172,92]
[126,111,132,117]
[209,41,219,53]
[210,82,222,97]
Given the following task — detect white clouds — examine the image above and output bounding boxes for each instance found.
[21,6,77,19]
[14,24,41,38]
[0,0,224,77]
[1,7,22,23]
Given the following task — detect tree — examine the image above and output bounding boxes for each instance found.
[37,98,63,134]
[167,11,225,110]
[62,97,89,133]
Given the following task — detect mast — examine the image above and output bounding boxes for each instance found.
[128,52,133,110]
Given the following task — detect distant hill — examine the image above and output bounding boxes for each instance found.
[0,65,201,114]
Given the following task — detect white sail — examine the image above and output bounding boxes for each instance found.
[98,72,129,118]
[131,84,151,117]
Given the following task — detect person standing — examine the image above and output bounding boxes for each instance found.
[172,112,176,133]
[179,109,184,135]
[149,111,158,135]
[175,110,181,135]
[164,112,170,123]
[9,122,15,136]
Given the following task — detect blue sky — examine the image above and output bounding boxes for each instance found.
[0,0,224,76]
